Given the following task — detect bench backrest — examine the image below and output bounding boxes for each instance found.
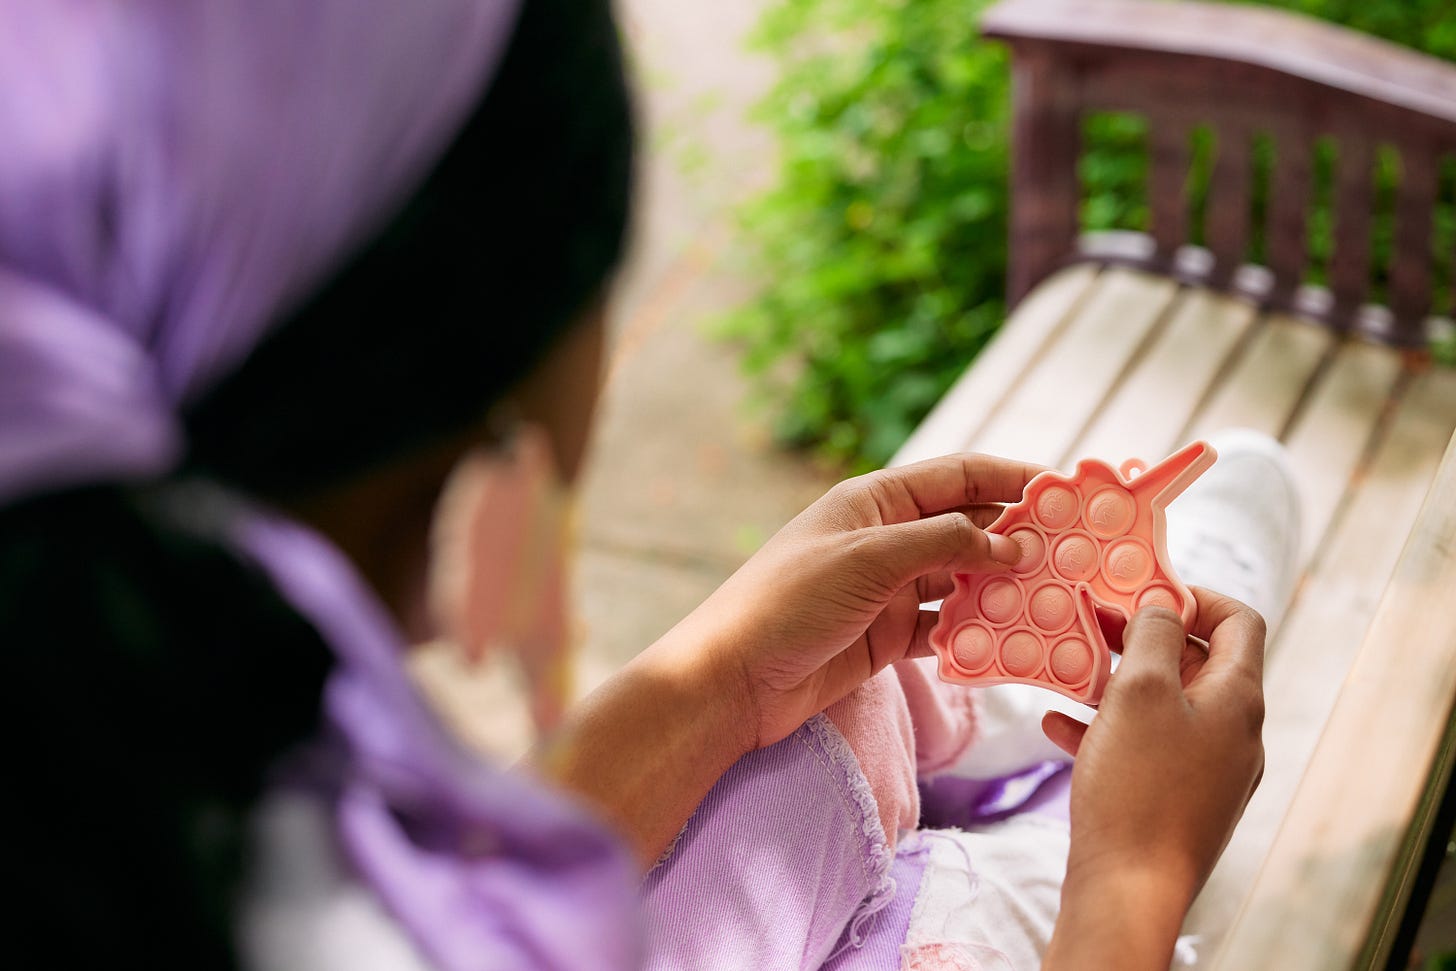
[984,0,1456,347]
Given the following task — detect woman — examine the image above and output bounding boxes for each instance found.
[1,1,1273,968]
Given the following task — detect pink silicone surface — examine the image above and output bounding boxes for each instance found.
[930,441,1217,705]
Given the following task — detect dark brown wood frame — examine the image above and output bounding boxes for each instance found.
[982,0,1456,348]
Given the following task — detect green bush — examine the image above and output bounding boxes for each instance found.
[726,0,1456,471]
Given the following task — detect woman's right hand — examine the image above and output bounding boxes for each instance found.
[1041,588,1267,969]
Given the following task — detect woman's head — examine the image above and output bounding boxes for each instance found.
[2,0,633,628]
[1,1,637,964]
[183,0,633,502]
[1,0,631,517]
[180,0,634,626]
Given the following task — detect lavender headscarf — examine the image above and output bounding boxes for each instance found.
[0,2,639,968]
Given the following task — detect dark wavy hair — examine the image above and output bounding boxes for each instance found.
[2,0,633,964]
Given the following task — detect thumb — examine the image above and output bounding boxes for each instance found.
[857,512,1021,590]
[1109,606,1187,695]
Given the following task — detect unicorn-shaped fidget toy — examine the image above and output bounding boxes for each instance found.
[930,440,1216,705]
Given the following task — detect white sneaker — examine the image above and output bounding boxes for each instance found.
[1164,429,1302,633]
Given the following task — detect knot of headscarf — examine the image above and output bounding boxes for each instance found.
[0,0,508,500]
[0,3,641,968]
[0,266,180,504]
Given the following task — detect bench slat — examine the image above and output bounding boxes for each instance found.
[892,264,1100,466]
[1073,288,1258,462]
[1191,365,1456,960]
[971,267,1181,467]
[1217,381,1456,969]
[1185,314,1333,441]
[1283,341,1406,571]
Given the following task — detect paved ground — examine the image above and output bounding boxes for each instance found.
[413,0,838,761]
[580,0,846,688]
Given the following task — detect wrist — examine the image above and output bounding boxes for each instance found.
[533,639,751,868]
[1046,861,1193,970]
[640,612,759,760]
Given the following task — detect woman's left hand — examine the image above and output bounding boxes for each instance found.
[666,453,1042,753]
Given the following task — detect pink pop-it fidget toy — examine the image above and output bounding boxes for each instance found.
[930,441,1217,705]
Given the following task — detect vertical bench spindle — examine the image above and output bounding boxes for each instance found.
[1008,51,1080,304]
[1329,136,1376,329]
[1389,146,1438,345]
[1267,131,1314,308]
[1149,118,1191,271]
[1205,122,1254,288]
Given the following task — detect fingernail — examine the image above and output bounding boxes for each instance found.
[989,532,1021,565]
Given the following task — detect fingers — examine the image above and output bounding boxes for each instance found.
[852,454,1045,523]
[915,572,955,604]
[1178,636,1211,687]
[1188,587,1267,685]
[1188,586,1260,642]
[1042,710,1088,757]
[864,512,1022,590]
[1110,592,1263,696]
[912,504,1009,602]
[904,609,942,659]
[936,503,1009,529]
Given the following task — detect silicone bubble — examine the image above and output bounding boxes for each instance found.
[928,441,1215,705]
[1028,581,1076,634]
[1137,584,1180,612]
[1032,484,1080,530]
[1050,636,1094,687]
[1103,537,1154,593]
[999,630,1044,678]
[978,577,1024,626]
[1084,487,1136,538]
[951,623,996,674]
[1007,527,1047,576]
[1051,531,1099,582]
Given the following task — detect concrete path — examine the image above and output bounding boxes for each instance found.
[414,0,839,760]
[579,0,829,678]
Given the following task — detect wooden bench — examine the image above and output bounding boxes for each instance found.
[891,2,1456,967]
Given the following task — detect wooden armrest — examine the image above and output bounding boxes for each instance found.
[1213,427,1456,969]
[982,0,1456,127]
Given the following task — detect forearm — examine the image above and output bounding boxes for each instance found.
[528,622,753,869]
[1044,866,1193,970]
